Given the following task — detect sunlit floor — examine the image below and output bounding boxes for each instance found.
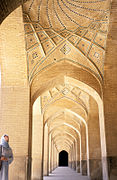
[44,167,90,180]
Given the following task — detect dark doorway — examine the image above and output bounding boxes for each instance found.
[59,150,68,166]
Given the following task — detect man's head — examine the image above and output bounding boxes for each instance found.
[4,135,9,142]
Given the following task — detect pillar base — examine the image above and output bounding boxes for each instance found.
[31,157,43,180]
[89,159,102,180]
[76,161,80,173]
[9,156,28,180]
[69,162,72,168]
[73,161,76,170]
[107,156,117,180]
[81,160,87,175]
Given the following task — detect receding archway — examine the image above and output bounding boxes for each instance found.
[59,150,68,167]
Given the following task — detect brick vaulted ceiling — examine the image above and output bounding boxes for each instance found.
[23,0,110,83]
[0,0,28,24]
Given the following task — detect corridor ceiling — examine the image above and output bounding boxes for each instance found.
[22,0,110,153]
[0,0,27,23]
[23,0,110,82]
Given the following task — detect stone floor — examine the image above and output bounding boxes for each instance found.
[44,167,90,180]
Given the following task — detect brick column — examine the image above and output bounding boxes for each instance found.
[48,133,52,173]
[76,140,80,173]
[31,97,44,180]
[81,124,87,175]
[0,6,30,180]
[88,97,102,180]
[43,123,49,176]
[103,1,117,179]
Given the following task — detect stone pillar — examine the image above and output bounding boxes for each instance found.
[73,142,76,170]
[56,148,59,168]
[76,140,80,173]
[81,124,87,175]
[55,145,57,169]
[103,1,117,179]
[51,139,54,172]
[69,149,72,168]
[75,141,77,171]
[0,6,30,180]
[48,133,52,173]
[88,97,102,180]
[52,143,54,170]
[56,148,58,168]
[74,140,79,172]
[55,147,57,169]
[31,97,44,180]
[71,146,73,169]
[71,145,74,169]
[51,141,54,172]
[53,144,56,170]
[43,124,49,176]
[47,129,49,175]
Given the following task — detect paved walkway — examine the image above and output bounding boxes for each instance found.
[44,167,90,180]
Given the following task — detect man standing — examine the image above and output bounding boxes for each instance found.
[0,135,13,180]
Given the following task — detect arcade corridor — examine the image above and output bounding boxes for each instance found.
[0,0,117,180]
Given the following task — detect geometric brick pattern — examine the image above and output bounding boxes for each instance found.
[23,0,110,82]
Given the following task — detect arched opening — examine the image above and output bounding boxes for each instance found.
[0,0,116,180]
[59,150,68,167]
